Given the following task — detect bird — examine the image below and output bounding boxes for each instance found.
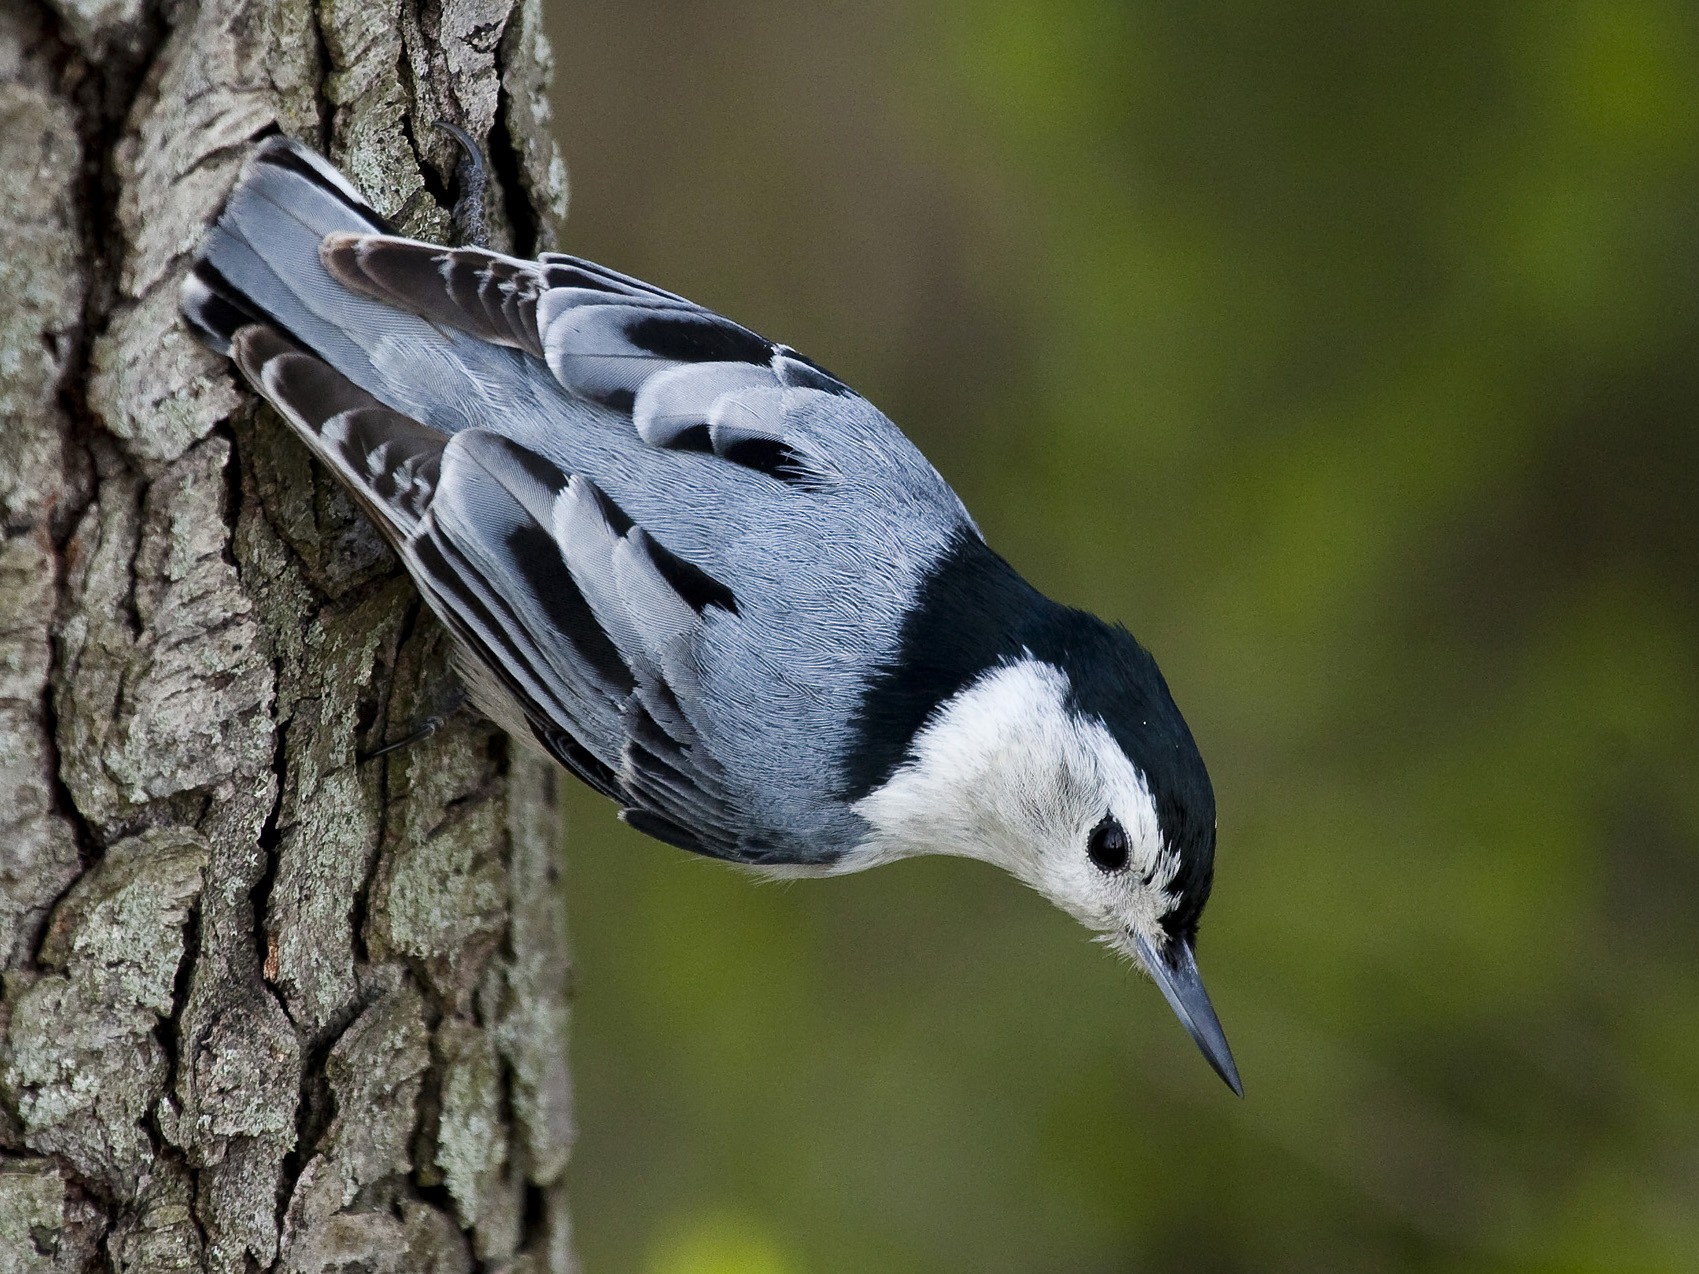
[180,132,1241,1095]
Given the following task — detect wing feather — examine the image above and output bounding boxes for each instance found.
[322,236,549,358]
[413,435,753,857]
[230,325,444,539]
[318,234,848,488]
[222,313,750,852]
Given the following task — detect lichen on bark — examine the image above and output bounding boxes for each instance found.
[0,0,575,1269]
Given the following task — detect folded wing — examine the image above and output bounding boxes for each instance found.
[216,310,751,859]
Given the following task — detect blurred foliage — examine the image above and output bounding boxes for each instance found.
[550,3,1699,1270]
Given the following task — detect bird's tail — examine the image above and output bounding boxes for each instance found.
[181,135,462,546]
[182,134,528,443]
[181,134,393,358]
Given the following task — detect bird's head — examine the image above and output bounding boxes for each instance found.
[854,617,1239,1094]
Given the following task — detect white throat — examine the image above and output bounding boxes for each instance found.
[849,659,1170,920]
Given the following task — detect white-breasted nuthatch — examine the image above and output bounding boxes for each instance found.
[181,135,1239,1094]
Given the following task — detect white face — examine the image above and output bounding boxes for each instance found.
[851,658,1185,958]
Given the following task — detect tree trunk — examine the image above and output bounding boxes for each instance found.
[0,0,575,1269]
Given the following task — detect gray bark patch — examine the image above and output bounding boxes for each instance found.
[0,0,575,1268]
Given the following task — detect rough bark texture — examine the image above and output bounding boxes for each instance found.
[0,0,575,1269]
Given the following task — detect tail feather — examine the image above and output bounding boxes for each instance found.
[321,234,551,359]
[181,260,266,355]
[244,138,392,228]
[181,136,385,352]
[182,134,524,439]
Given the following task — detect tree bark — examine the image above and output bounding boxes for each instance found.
[0,0,575,1269]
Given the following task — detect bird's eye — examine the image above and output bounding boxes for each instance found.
[1087,816,1129,872]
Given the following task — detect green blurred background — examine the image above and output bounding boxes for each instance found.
[546,3,1699,1271]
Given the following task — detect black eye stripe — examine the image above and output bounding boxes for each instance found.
[1087,816,1129,872]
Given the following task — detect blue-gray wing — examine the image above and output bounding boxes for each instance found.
[316,231,963,505]
[218,324,752,857]
[183,136,976,864]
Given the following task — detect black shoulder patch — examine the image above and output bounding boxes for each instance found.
[841,532,1041,802]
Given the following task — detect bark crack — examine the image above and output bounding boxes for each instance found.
[490,77,538,257]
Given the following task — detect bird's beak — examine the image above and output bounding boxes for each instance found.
[1132,932,1242,1096]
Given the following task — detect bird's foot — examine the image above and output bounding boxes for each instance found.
[362,684,469,762]
[433,120,490,248]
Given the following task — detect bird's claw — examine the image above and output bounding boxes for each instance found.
[433,119,490,248]
[361,684,469,762]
